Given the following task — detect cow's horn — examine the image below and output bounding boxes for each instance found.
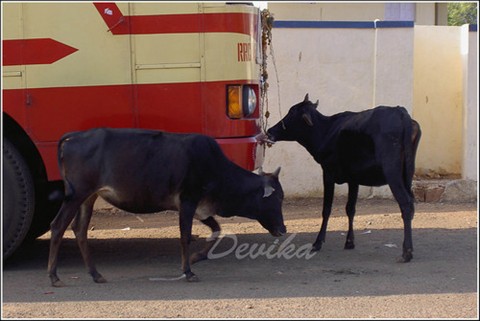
[272,167,281,178]
[304,93,309,102]
[258,166,265,175]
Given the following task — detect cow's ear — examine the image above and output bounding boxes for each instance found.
[302,113,314,126]
[263,183,275,198]
[263,167,280,197]
[304,93,309,102]
[314,100,319,109]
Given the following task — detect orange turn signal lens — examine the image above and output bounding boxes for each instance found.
[227,85,243,119]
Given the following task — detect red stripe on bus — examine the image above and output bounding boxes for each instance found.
[93,2,255,35]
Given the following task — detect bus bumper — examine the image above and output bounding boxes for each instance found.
[216,136,265,171]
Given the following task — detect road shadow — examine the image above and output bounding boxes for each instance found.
[3,226,477,303]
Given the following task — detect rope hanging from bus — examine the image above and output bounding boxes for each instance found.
[260,8,282,135]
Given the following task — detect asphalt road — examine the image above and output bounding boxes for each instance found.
[2,198,478,318]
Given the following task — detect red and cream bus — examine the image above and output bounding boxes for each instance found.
[2,2,265,258]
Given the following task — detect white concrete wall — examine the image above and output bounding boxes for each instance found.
[268,3,385,22]
[375,27,414,110]
[268,3,448,26]
[262,25,414,198]
[413,26,464,176]
[463,25,478,181]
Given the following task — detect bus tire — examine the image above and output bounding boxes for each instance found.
[3,138,35,259]
[25,180,63,241]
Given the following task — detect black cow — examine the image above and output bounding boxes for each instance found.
[48,128,286,286]
[266,94,421,262]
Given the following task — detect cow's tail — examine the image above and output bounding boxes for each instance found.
[402,109,421,195]
[51,133,76,202]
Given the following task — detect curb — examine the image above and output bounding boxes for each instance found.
[413,179,478,203]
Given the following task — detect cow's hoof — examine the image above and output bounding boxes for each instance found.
[311,243,322,253]
[92,272,107,283]
[190,252,208,265]
[185,272,199,282]
[397,250,413,263]
[94,276,107,283]
[51,279,66,287]
[344,241,355,250]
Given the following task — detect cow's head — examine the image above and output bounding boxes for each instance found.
[267,93,319,143]
[257,167,286,237]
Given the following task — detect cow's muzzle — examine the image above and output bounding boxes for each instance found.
[265,135,276,146]
[256,132,276,146]
[266,130,278,144]
[270,225,286,237]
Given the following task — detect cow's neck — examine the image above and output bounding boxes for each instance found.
[214,165,261,217]
[298,112,330,158]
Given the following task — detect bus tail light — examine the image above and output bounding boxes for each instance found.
[227,85,257,119]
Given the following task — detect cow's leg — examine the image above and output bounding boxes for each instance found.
[392,187,414,263]
[312,175,335,251]
[390,187,414,262]
[190,216,221,264]
[383,163,415,263]
[71,194,106,284]
[48,199,83,287]
[179,200,199,282]
[344,183,359,250]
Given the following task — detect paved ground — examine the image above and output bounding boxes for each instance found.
[2,198,478,318]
